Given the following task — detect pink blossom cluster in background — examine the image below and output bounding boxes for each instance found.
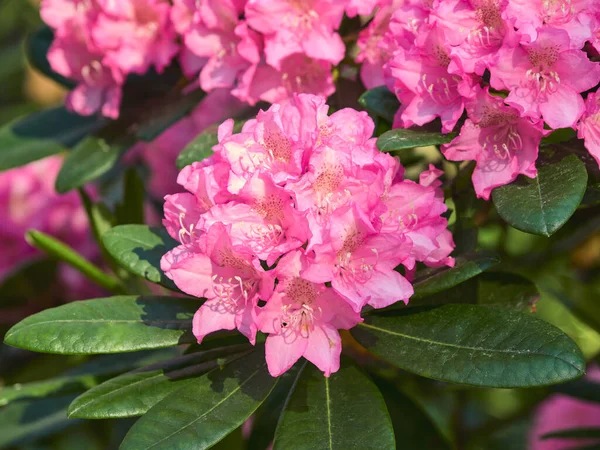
[160,94,454,377]
[0,157,100,305]
[360,0,600,198]
[529,366,600,450]
[41,0,373,119]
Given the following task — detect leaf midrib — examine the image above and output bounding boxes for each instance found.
[144,366,263,449]
[358,321,579,368]
[7,318,191,339]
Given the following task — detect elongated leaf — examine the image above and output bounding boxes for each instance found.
[55,135,129,193]
[377,128,456,152]
[0,106,103,171]
[412,253,500,299]
[543,428,600,440]
[25,230,125,294]
[4,296,198,354]
[0,394,81,448]
[0,349,177,406]
[358,86,400,122]
[352,305,585,387]
[120,349,278,450]
[102,225,179,290]
[274,360,394,450]
[26,26,75,88]
[68,346,251,419]
[493,155,587,236]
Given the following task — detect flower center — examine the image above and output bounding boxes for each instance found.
[263,130,292,163]
[254,194,285,221]
[527,46,560,69]
[420,74,461,106]
[210,275,252,312]
[542,0,575,24]
[482,124,523,160]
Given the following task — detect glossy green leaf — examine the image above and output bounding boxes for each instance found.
[68,346,251,419]
[358,86,400,122]
[0,394,80,448]
[493,155,587,236]
[175,128,218,170]
[352,304,585,387]
[273,360,395,450]
[0,349,177,406]
[0,106,103,171]
[25,230,125,294]
[4,296,198,354]
[377,128,456,152]
[411,253,500,299]
[26,26,75,88]
[55,135,130,193]
[120,349,278,450]
[102,225,179,290]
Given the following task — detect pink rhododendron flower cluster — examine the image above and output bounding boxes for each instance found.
[358,0,600,199]
[160,94,454,377]
[41,0,378,119]
[0,156,100,301]
[43,0,179,118]
[529,365,600,450]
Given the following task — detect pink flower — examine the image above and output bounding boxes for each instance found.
[245,0,345,69]
[93,0,179,75]
[160,94,456,376]
[47,15,123,118]
[529,366,600,450]
[162,223,270,345]
[388,24,467,133]
[172,0,248,90]
[442,86,546,199]
[578,92,600,167]
[256,250,361,377]
[40,0,91,29]
[0,156,100,299]
[304,204,414,312]
[491,27,600,129]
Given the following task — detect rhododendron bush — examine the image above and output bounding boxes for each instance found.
[3,0,600,448]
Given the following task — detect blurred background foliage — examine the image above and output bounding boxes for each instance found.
[2,3,600,449]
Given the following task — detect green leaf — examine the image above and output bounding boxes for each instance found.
[175,128,218,169]
[67,345,251,419]
[102,225,179,290]
[25,230,125,294]
[26,26,75,89]
[377,128,456,152]
[0,394,81,448]
[273,359,395,450]
[115,169,146,225]
[542,428,600,440]
[55,135,130,193]
[0,349,177,406]
[411,253,500,299]
[3,295,198,354]
[493,155,588,237]
[358,86,400,122]
[541,128,577,146]
[0,106,104,171]
[120,349,278,450]
[352,304,585,387]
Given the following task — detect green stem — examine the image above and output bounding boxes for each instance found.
[25,230,127,295]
